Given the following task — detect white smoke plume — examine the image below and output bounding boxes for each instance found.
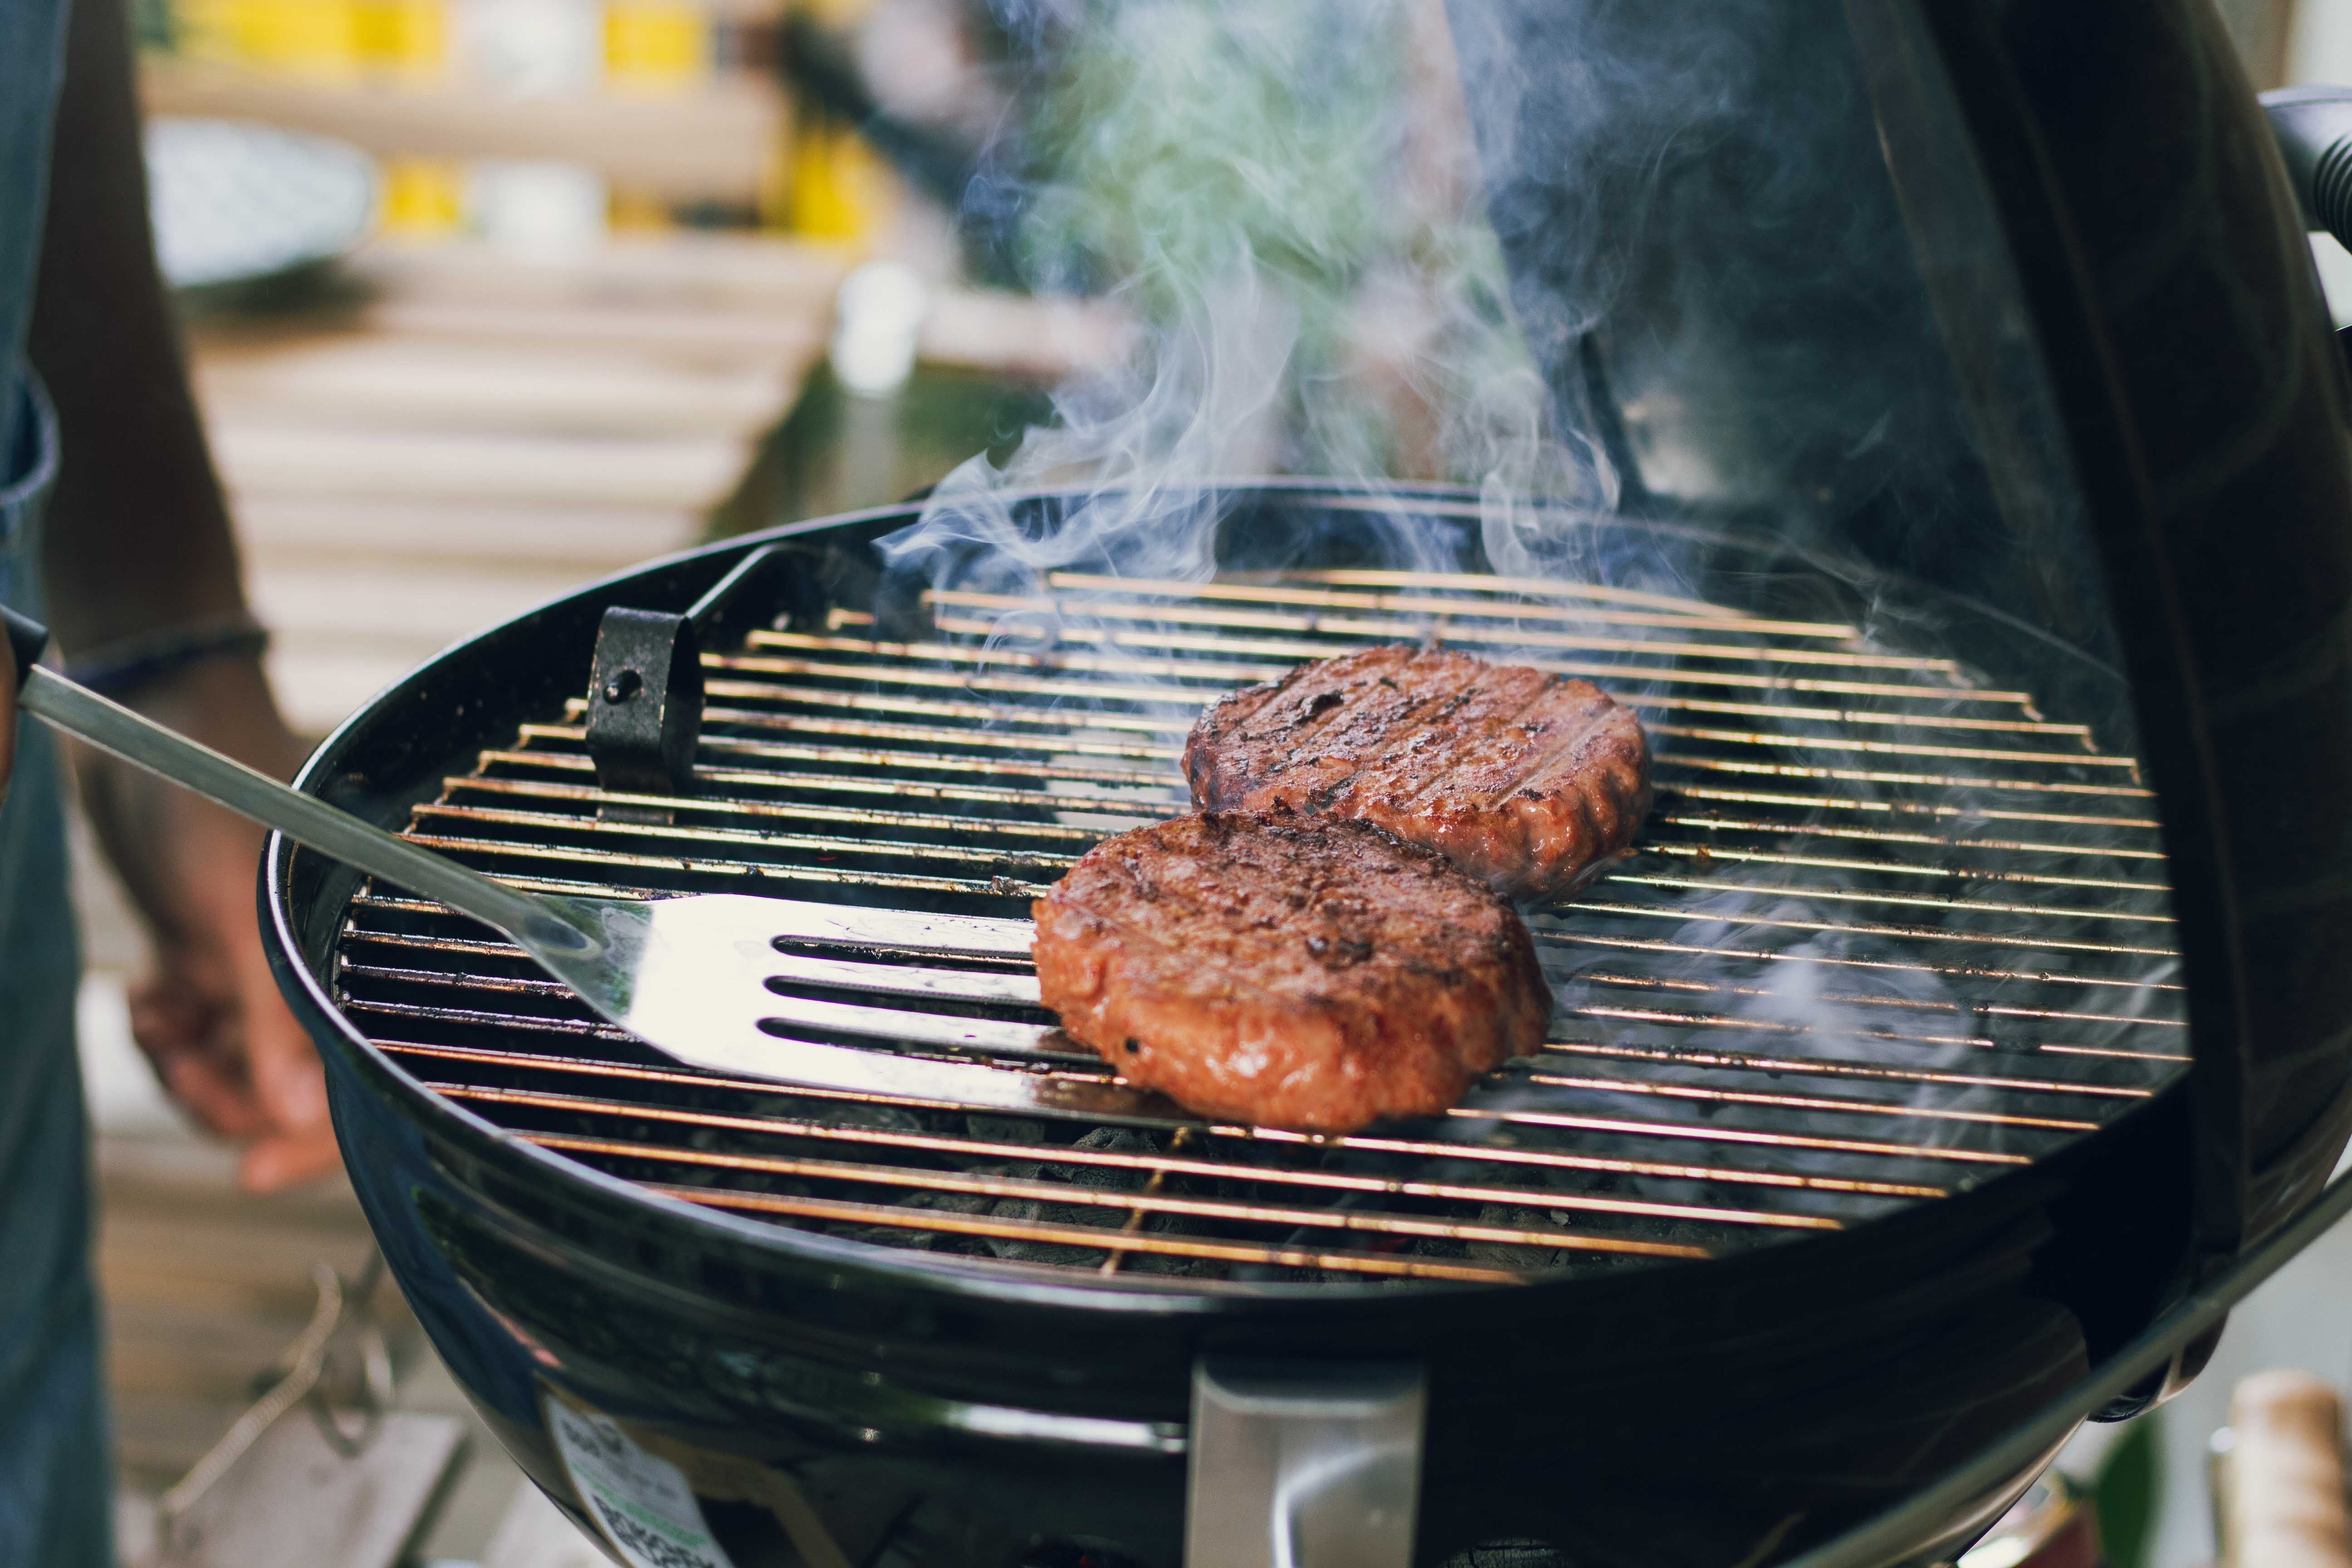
[878,0,1610,606]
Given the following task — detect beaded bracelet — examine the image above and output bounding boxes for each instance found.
[63,615,271,699]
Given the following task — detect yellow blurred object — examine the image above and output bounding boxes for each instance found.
[605,2,708,93]
[380,157,464,233]
[785,114,884,243]
[608,189,676,231]
[175,0,365,80]
[353,0,446,81]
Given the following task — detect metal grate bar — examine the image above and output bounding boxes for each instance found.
[756,622,1965,677]
[925,590,2021,697]
[1544,901,2179,960]
[465,752,1190,817]
[1640,843,2166,894]
[925,614,2029,707]
[1539,930,2181,992]
[706,663,1209,717]
[1542,1042,2155,1099]
[741,629,2098,749]
[1445,1106,2034,1165]
[925,614,2088,738]
[435,778,2157,884]
[419,790,1116,844]
[527,1135,1715,1260]
[930,603,1982,695]
[1661,785,2159,829]
[1008,578,1864,641]
[1597,875,2173,927]
[353,964,2036,1156]
[1514,1073,2099,1132]
[652,1184,1535,1282]
[1197,562,1751,612]
[1562,973,2181,1033]
[368,1038,1947,1200]
[1548,1006,2184,1062]
[1655,812,2165,860]
[1655,755,2152,799]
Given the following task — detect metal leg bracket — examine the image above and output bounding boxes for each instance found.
[1185,1357,1427,1568]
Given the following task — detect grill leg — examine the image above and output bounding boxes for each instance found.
[1185,1357,1427,1568]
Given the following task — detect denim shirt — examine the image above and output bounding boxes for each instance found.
[0,3,113,1565]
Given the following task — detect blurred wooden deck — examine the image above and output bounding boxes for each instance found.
[201,234,840,734]
[84,230,839,1564]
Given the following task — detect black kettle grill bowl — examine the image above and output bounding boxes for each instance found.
[266,486,2241,1568]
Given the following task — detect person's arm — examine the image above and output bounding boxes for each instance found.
[26,0,334,1191]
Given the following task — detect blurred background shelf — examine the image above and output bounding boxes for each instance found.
[142,60,788,206]
[190,235,840,732]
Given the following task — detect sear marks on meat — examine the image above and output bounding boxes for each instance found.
[1183,645,1652,902]
[1032,813,1550,1132]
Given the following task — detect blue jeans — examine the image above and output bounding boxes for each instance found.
[2,0,111,1559]
[2,1,121,1558]
[0,373,108,1567]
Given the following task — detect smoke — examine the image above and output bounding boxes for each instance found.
[878,0,1605,609]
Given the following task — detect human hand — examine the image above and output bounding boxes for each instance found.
[73,653,339,1191]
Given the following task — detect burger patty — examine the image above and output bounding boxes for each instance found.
[1032,813,1550,1132]
[1183,645,1651,902]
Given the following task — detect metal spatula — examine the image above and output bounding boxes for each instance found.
[3,607,1178,1122]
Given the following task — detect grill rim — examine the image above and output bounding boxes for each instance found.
[264,479,2193,1309]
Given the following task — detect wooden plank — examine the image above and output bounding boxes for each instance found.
[265,647,480,734]
[196,337,801,437]
[920,287,1131,384]
[352,234,849,309]
[230,495,699,573]
[140,60,788,205]
[357,294,829,359]
[250,561,606,641]
[250,558,615,729]
[210,422,750,507]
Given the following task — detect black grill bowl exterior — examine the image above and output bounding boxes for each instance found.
[266,493,2211,1568]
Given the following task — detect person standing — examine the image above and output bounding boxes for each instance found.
[1,0,343,1560]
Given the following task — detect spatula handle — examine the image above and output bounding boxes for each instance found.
[3,605,43,690]
[14,657,580,952]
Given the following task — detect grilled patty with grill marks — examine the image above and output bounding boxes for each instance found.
[1032,813,1550,1131]
[1183,645,1651,902]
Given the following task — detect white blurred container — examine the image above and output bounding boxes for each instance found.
[452,0,601,96]
[829,260,929,396]
[465,157,608,255]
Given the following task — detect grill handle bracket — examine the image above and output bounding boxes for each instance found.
[1186,1356,1426,1568]
[586,607,703,813]
[585,547,794,815]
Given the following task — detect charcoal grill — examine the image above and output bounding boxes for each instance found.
[259,0,2352,1562]
[262,485,2205,1568]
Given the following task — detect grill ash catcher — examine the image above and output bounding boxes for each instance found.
[255,3,2352,1566]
